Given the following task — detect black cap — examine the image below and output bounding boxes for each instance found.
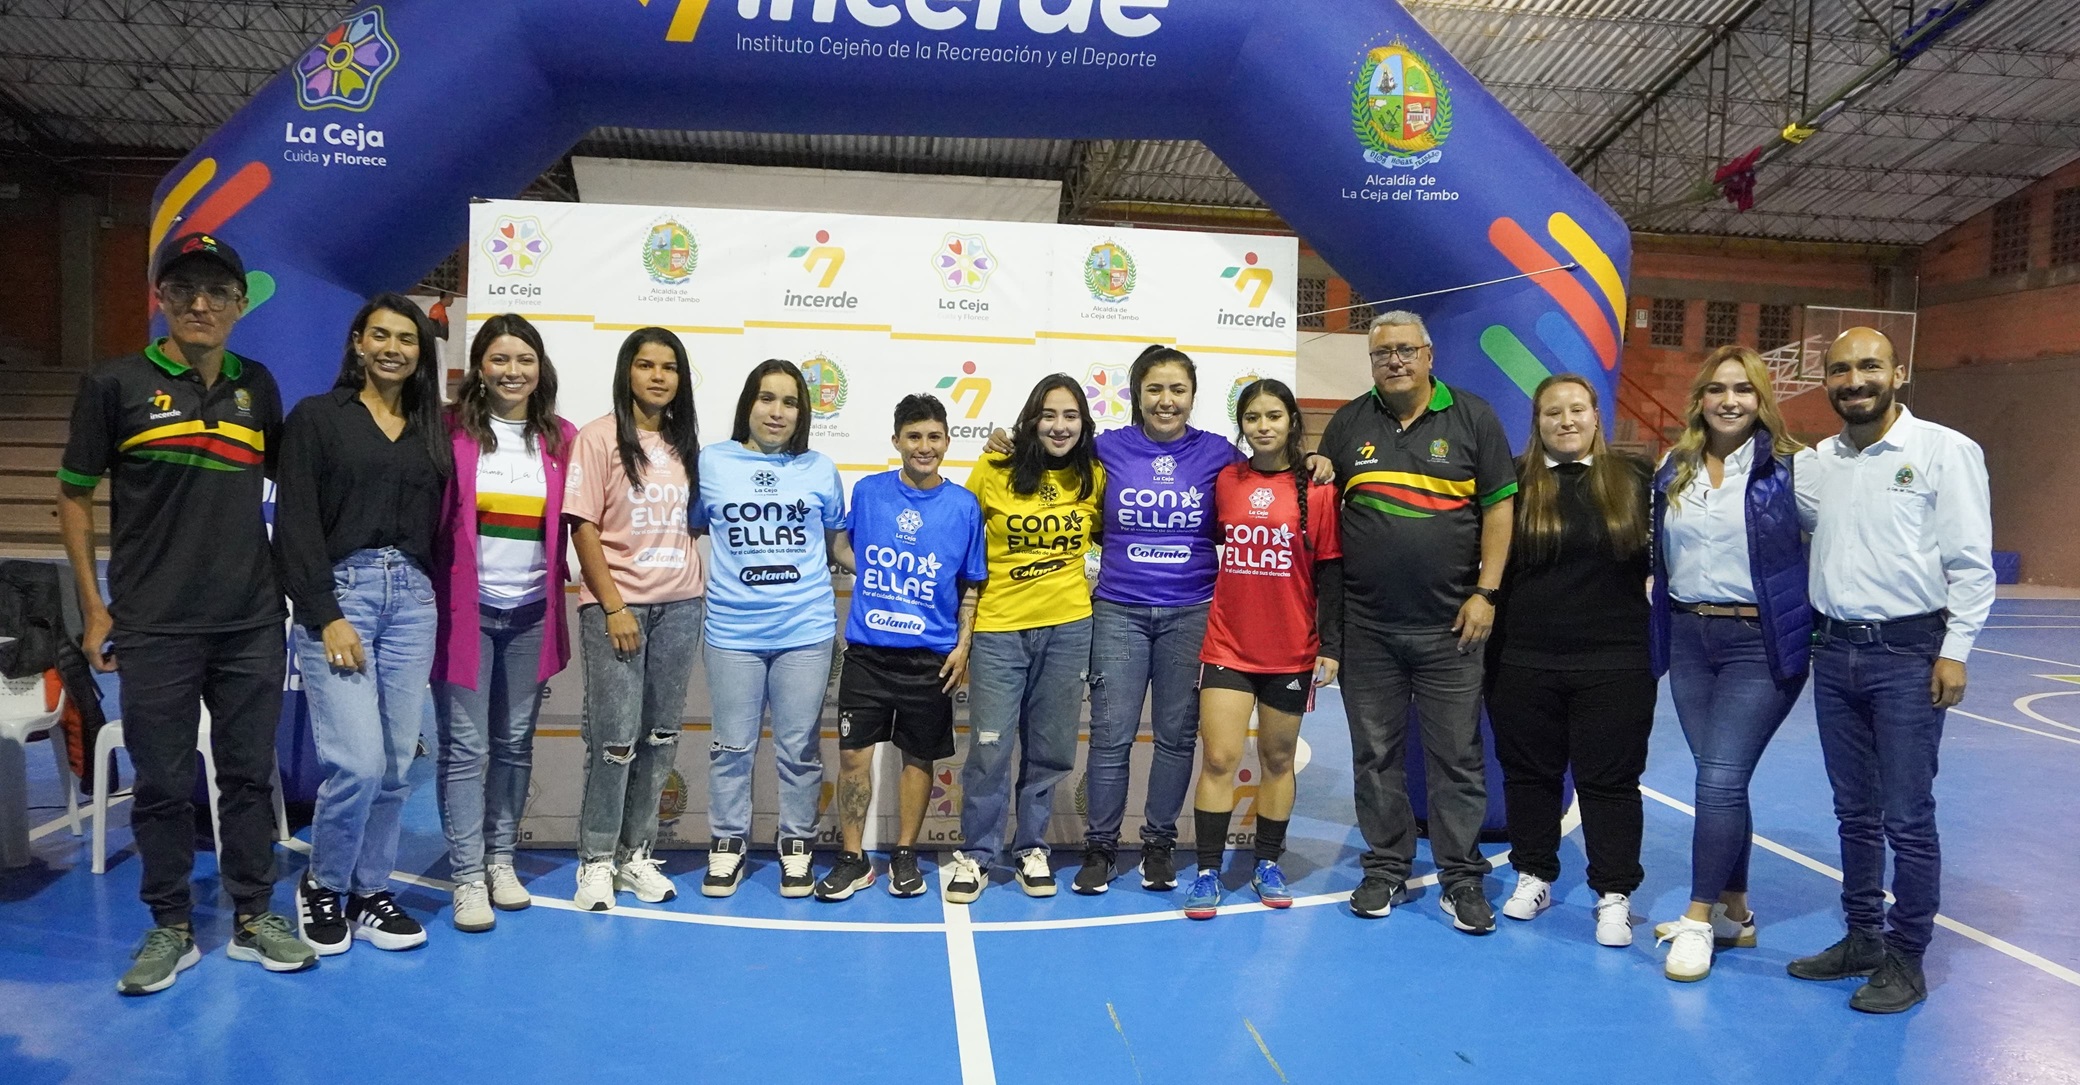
[154,232,247,285]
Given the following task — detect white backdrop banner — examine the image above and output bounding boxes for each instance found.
[466,198,1300,850]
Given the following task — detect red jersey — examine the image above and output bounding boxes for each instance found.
[1201,462,1343,673]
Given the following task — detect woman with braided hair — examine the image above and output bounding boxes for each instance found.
[1183,378,1344,920]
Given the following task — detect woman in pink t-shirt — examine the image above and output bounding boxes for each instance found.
[563,328,705,912]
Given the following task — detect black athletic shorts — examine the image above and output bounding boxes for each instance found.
[837,643,956,761]
[1199,662,1314,716]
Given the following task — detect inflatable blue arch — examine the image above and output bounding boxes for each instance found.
[152,0,1630,439]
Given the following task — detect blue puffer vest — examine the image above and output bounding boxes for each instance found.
[1650,427,1811,681]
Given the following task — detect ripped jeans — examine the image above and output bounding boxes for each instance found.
[703,639,835,843]
[958,618,1092,869]
[577,598,702,863]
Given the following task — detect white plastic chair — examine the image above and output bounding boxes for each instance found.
[0,672,78,868]
[91,702,290,875]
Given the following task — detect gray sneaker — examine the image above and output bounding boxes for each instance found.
[117,926,201,996]
[228,912,319,972]
[486,863,531,911]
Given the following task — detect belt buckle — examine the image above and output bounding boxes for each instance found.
[1836,620,1878,645]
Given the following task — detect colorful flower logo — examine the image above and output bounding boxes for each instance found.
[295,7,399,113]
[643,218,698,283]
[933,233,996,293]
[800,354,849,418]
[1084,241,1137,303]
[929,767,961,817]
[483,215,551,277]
[1085,364,1133,428]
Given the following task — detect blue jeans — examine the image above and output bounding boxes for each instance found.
[1812,617,1948,957]
[578,598,702,862]
[295,548,437,896]
[1668,611,1806,903]
[1084,599,1207,849]
[704,639,834,842]
[435,600,547,882]
[960,618,1092,869]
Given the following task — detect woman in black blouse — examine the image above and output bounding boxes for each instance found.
[274,292,451,956]
[1486,373,1654,950]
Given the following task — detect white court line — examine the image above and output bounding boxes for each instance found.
[2014,691,2080,734]
[1979,625,2080,630]
[27,794,126,842]
[940,864,998,1085]
[1951,708,2080,748]
[1637,785,2080,990]
[1973,646,2080,669]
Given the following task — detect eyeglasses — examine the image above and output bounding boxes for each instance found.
[1369,344,1427,363]
[159,282,243,311]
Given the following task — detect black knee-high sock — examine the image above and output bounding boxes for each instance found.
[1195,808,1232,872]
[1254,816,1289,863]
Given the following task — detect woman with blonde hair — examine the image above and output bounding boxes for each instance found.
[1647,345,1811,982]
[1487,374,1655,949]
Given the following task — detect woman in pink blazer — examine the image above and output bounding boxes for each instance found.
[430,313,578,933]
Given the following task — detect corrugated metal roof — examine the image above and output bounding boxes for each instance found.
[2,0,2076,244]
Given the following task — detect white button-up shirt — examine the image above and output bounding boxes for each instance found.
[1662,438,1758,605]
[1794,406,1994,661]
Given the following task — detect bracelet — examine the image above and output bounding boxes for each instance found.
[603,605,627,617]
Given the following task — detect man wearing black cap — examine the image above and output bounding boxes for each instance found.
[57,232,317,993]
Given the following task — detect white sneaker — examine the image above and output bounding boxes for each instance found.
[1501,872,1552,921]
[1014,847,1057,898]
[486,863,531,911]
[1594,892,1633,947]
[615,849,678,903]
[1659,915,1716,981]
[943,851,986,904]
[451,881,494,933]
[1653,903,1757,948]
[574,858,617,912]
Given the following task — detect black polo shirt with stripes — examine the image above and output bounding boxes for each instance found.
[1317,379,1519,633]
[58,340,285,634]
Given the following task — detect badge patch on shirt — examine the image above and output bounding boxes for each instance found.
[1429,438,1450,462]
[1357,441,1376,461]
[1894,466,1915,487]
[234,388,253,413]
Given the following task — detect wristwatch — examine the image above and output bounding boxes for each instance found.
[1470,586,1499,604]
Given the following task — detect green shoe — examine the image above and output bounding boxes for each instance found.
[117,926,201,996]
[227,912,318,973]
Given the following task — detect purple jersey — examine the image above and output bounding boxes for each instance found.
[1094,425,1240,607]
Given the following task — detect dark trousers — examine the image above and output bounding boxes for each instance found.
[114,622,285,925]
[1487,663,1656,897]
[1812,618,1947,958]
[1341,626,1489,888]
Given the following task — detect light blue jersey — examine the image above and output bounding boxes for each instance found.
[690,441,848,651]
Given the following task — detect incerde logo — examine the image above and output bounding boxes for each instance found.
[935,361,991,420]
[790,229,846,288]
[1220,252,1274,307]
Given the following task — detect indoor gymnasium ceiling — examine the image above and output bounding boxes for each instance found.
[1,0,2076,244]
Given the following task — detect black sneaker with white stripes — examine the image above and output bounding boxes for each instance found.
[297,871,350,956]
[886,846,927,898]
[1138,841,1178,891]
[348,890,428,951]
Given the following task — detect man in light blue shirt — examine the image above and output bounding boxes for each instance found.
[1787,326,1994,1014]
[816,394,987,902]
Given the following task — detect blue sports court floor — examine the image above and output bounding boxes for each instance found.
[4,598,2078,1085]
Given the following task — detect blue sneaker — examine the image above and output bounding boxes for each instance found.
[1183,869,1222,920]
[1252,860,1293,908]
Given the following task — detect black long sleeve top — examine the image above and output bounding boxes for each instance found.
[1495,456,1652,671]
[273,387,444,631]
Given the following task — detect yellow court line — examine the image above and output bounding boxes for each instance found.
[1035,331,1178,344]
[889,331,1039,345]
[744,320,895,333]
[1175,343,1299,358]
[593,322,744,335]
[466,312,598,323]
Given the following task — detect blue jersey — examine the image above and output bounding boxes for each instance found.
[690,441,848,651]
[844,471,987,654]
